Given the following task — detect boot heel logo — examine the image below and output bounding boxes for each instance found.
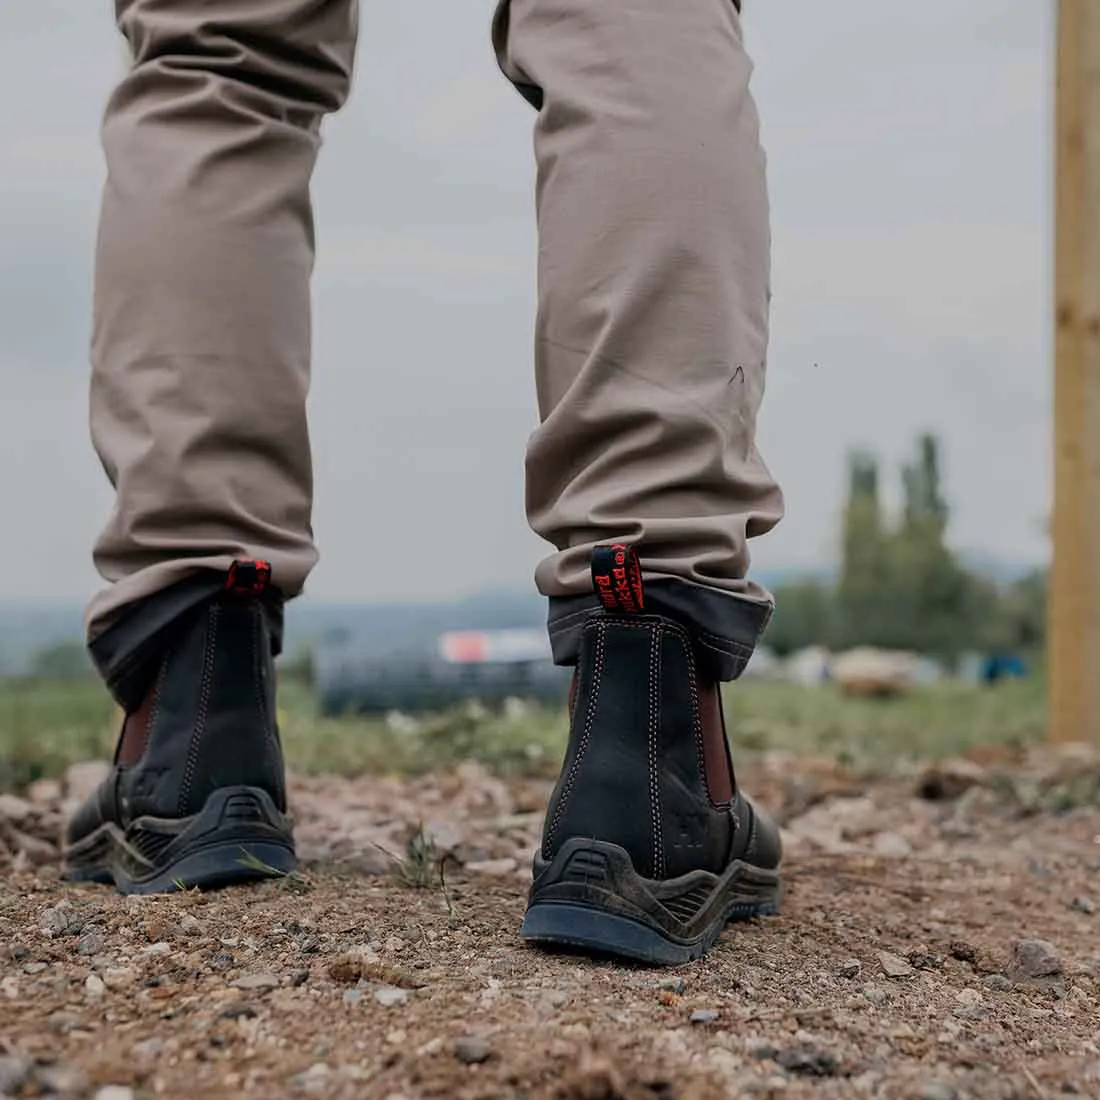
[591,544,645,614]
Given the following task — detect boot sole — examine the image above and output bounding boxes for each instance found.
[521,838,780,966]
[63,785,297,896]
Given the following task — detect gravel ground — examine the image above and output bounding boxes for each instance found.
[2,747,1099,1100]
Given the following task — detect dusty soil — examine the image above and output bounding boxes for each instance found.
[2,748,1100,1100]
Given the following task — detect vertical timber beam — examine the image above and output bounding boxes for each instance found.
[1051,0,1100,743]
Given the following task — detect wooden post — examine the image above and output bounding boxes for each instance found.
[1051,0,1100,743]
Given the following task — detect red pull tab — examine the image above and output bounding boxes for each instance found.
[225,559,272,597]
[591,544,645,614]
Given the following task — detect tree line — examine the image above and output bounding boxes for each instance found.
[764,434,1046,666]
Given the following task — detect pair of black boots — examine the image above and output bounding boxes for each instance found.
[66,551,780,965]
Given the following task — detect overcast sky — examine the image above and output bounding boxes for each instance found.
[0,1,1052,606]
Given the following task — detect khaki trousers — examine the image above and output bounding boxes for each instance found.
[89,0,783,662]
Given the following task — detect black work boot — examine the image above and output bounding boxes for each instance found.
[522,546,781,965]
[64,561,296,895]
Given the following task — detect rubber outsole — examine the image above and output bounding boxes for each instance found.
[520,839,781,965]
[63,786,296,896]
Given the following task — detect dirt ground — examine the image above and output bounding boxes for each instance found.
[2,747,1099,1100]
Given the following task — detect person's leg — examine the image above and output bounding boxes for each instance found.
[494,0,783,962]
[66,0,358,894]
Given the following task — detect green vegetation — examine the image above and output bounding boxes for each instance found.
[0,672,1047,793]
[766,433,1047,665]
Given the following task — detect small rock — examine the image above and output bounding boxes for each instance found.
[12,831,57,865]
[954,987,982,1006]
[0,1056,33,1094]
[210,951,235,971]
[36,1064,89,1094]
[775,1046,839,1078]
[1009,938,1063,981]
[878,951,914,979]
[836,959,861,979]
[872,832,912,858]
[983,973,1012,992]
[232,973,280,992]
[657,977,686,994]
[27,778,62,805]
[39,906,85,937]
[373,985,409,1007]
[23,961,47,975]
[220,1004,258,1020]
[132,1038,165,1061]
[95,1087,136,1100]
[290,969,310,987]
[102,967,136,990]
[916,759,987,801]
[863,983,890,1005]
[78,931,105,957]
[143,942,171,957]
[343,989,363,1007]
[465,858,518,877]
[1072,896,1096,915]
[919,1082,957,1100]
[1,976,19,999]
[949,941,978,964]
[690,1009,720,1024]
[907,950,942,971]
[290,1063,331,1093]
[179,915,202,935]
[85,974,106,999]
[454,1036,492,1065]
[0,794,33,822]
[65,761,111,801]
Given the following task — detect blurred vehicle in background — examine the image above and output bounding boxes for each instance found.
[314,627,572,716]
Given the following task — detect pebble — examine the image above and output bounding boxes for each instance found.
[775,1046,839,1078]
[1009,938,1063,981]
[919,1082,957,1100]
[0,794,33,822]
[65,761,111,801]
[143,942,171,957]
[1072,896,1096,915]
[983,973,1012,992]
[373,985,409,1007]
[690,1009,720,1024]
[132,1038,165,1061]
[95,1088,135,1100]
[954,987,982,1006]
[36,1064,88,1094]
[863,983,890,1005]
[878,951,914,979]
[39,906,85,938]
[1,977,18,999]
[102,968,137,989]
[0,1056,33,1094]
[232,973,280,992]
[657,977,686,994]
[179,915,202,935]
[85,974,106,999]
[872,832,912,858]
[23,961,47,975]
[78,931,106,957]
[836,959,861,979]
[454,1036,492,1065]
[465,858,518,877]
[343,989,363,1007]
[27,778,62,805]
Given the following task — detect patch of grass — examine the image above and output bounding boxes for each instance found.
[0,672,1050,791]
[0,679,116,792]
[237,849,314,894]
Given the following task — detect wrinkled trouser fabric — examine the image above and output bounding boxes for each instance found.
[88,0,783,689]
